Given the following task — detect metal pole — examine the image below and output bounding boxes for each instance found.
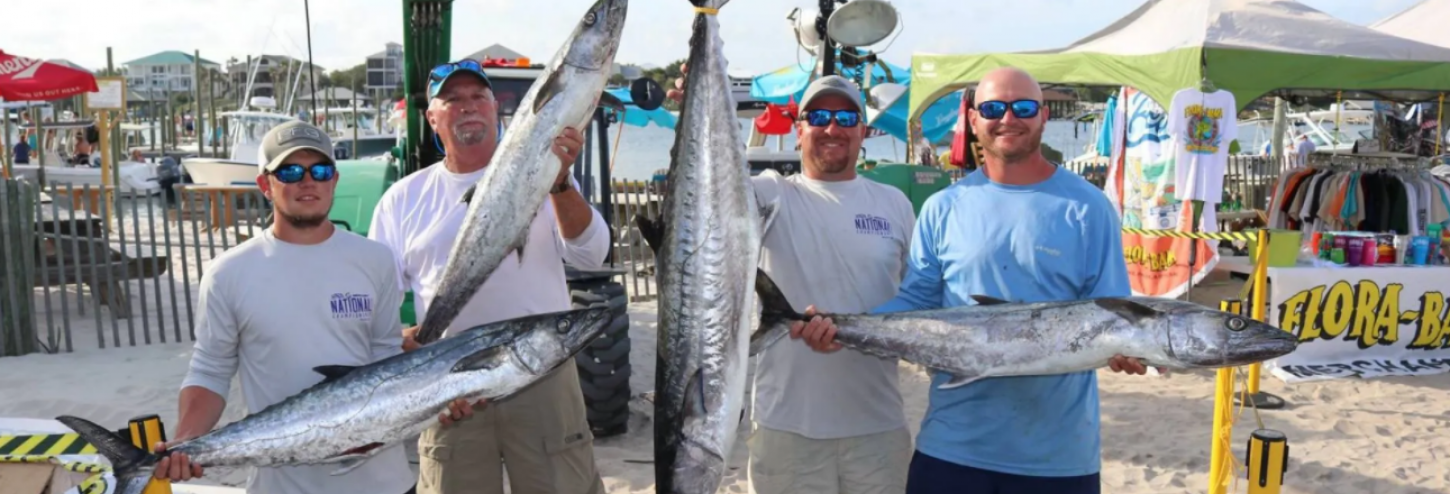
[352,82,360,160]
[1270,97,1288,169]
[194,50,204,157]
[305,0,319,118]
[816,0,835,77]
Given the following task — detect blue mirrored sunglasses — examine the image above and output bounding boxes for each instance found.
[976,100,1041,120]
[272,163,336,184]
[428,60,491,97]
[800,109,861,128]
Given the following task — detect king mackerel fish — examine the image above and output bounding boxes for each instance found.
[633,0,778,493]
[754,269,1298,388]
[411,0,628,346]
[55,308,612,494]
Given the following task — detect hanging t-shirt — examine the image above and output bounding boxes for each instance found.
[1168,88,1238,204]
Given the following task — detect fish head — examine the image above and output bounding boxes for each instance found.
[1161,303,1298,368]
[550,304,614,355]
[562,0,629,71]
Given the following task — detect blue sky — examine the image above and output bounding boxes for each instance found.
[0,0,1425,76]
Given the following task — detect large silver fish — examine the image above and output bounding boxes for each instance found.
[754,269,1298,387]
[412,0,628,345]
[633,0,775,492]
[56,307,612,494]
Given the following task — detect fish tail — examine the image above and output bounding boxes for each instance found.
[56,415,161,487]
[750,268,804,355]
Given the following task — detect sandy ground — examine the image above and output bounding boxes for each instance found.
[5,273,1450,494]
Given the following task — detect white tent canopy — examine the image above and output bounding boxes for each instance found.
[1371,0,1450,49]
[1047,0,1450,62]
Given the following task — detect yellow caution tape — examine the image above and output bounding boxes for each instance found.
[0,433,98,456]
[1122,228,1257,242]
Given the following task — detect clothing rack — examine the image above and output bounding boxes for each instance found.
[1267,157,1450,237]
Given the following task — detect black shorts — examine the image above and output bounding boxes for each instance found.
[905,451,1100,494]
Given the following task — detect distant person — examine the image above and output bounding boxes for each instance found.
[72,130,93,166]
[1295,134,1316,164]
[13,133,31,164]
[154,120,473,494]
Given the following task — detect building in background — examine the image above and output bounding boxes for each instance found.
[364,42,403,96]
[227,55,325,102]
[122,51,223,96]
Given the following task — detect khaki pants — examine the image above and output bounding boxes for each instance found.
[415,365,604,494]
[748,425,912,494]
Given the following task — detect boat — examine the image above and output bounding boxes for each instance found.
[6,118,163,196]
[182,97,299,186]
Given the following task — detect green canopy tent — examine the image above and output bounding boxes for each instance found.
[907,0,1450,123]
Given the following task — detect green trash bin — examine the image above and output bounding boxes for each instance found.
[858,163,952,217]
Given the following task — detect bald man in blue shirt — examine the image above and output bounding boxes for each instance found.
[793,67,1159,494]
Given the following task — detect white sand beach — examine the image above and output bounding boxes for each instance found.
[3,279,1450,494]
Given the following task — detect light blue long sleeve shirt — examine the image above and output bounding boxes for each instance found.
[874,166,1132,477]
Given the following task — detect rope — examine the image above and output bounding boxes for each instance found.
[693,6,718,15]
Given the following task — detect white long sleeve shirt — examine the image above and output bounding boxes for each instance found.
[181,228,413,494]
[368,162,609,337]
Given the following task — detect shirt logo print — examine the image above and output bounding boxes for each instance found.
[854,214,892,237]
[330,293,374,320]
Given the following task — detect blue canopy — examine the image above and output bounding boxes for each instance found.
[604,88,677,129]
[749,57,961,144]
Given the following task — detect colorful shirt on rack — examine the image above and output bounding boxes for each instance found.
[1169,88,1238,204]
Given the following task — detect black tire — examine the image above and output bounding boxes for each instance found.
[568,272,631,439]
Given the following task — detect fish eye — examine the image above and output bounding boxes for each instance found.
[557,319,572,334]
[1226,317,1246,332]
[583,11,597,26]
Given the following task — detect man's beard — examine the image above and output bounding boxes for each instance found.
[809,141,855,174]
[981,126,1044,164]
[280,212,329,229]
[452,121,491,146]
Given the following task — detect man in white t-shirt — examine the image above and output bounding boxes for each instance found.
[671,71,917,494]
[156,120,474,494]
[368,60,610,494]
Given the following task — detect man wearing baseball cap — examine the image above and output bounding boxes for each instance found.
[671,72,919,494]
[157,120,473,494]
[368,59,608,494]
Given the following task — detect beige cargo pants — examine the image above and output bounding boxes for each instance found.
[415,364,604,494]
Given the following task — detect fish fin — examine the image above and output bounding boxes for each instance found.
[751,268,804,356]
[452,346,508,373]
[1094,298,1162,325]
[514,243,526,265]
[757,199,780,238]
[312,365,358,384]
[633,214,663,255]
[330,457,371,476]
[460,184,477,205]
[55,415,155,473]
[970,295,1011,305]
[532,69,564,115]
[937,374,983,390]
[682,368,708,418]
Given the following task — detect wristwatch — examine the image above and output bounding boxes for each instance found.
[550,180,571,194]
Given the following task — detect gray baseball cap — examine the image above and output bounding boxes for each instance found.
[800,75,863,112]
[257,120,335,174]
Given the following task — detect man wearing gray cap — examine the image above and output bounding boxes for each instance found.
[157,120,472,494]
[671,71,918,494]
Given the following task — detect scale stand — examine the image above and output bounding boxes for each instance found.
[1234,391,1287,410]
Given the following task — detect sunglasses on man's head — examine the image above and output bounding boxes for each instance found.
[428,60,491,95]
[799,109,861,128]
[975,100,1041,120]
[272,163,336,184]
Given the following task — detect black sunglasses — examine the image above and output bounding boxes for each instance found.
[976,100,1041,120]
[799,109,861,128]
[272,163,336,184]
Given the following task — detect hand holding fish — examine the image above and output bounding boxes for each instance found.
[666,62,687,103]
[551,127,584,189]
[401,325,489,420]
[1108,355,1167,376]
[153,440,203,481]
[791,305,843,354]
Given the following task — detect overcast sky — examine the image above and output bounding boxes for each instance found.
[1,0,1424,76]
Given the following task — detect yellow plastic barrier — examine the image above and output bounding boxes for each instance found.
[125,414,174,494]
[1246,429,1289,494]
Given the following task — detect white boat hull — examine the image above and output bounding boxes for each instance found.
[9,162,161,196]
[183,158,259,186]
